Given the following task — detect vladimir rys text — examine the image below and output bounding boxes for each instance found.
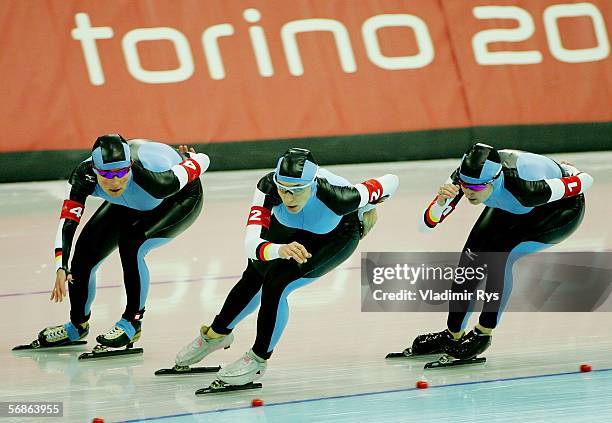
[369,263,499,304]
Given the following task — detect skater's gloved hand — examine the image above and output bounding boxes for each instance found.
[361,208,378,239]
[559,160,580,176]
[177,145,210,175]
[279,242,312,264]
[437,183,460,206]
[177,145,196,154]
[51,268,71,303]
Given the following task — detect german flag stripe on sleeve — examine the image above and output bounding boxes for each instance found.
[256,242,273,261]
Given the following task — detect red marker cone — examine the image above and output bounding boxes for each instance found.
[416,380,428,389]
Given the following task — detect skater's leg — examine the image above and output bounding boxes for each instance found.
[36,203,122,347]
[95,183,203,349]
[119,181,203,324]
[445,207,514,334]
[175,214,304,367]
[479,195,585,329]
[252,264,314,359]
[118,234,170,323]
[444,197,585,359]
[407,208,506,355]
[174,263,263,367]
[477,242,548,330]
[210,212,306,335]
[68,202,122,325]
[252,229,360,359]
[216,221,360,386]
[210,263,264,335]
[427,208,520,358]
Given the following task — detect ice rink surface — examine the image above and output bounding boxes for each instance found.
[1,152,611,422]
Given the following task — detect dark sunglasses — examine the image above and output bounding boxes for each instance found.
[94,164,132,179]
[458,180,489,191]
[457,169,501,191]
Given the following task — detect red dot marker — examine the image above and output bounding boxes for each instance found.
[92,418,105,423]
[251,398,264,407]
[580,364,592,373]
[416,380,428,389]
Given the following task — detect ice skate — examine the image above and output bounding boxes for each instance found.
[425,329,490,369]
[443,328,491,359]
[154,364,221,376]
[79,319,143,360]
[156,325,232,375]
[195,350,265,395]
[13,322,89,351]
[386,329,456,359]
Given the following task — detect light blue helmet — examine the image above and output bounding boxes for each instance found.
[458,143,502,184]
[91,134,131,170]
[274,148,319,187]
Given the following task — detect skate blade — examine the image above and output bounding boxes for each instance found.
[195,380,262,395]
[385,348,439,359]
[155,365,221,375]
[78,345,143,360]
[12,340,87,351]
[424,355,486,369]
